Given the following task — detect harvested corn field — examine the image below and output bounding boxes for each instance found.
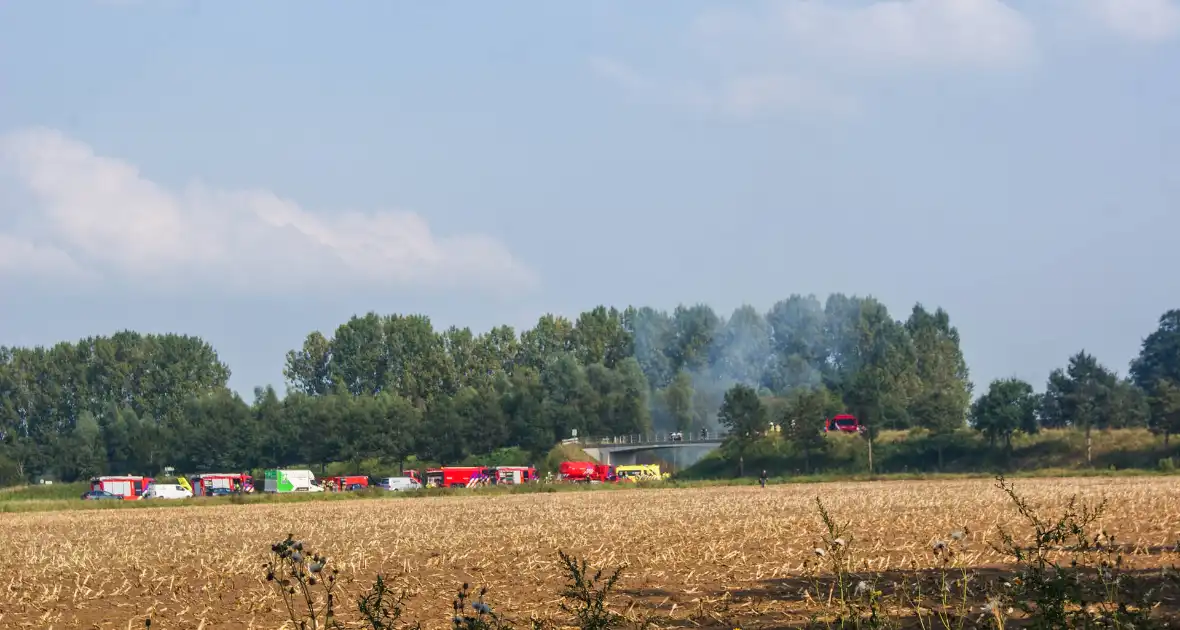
[3,477,1180,629]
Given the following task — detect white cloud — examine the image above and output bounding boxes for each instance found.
[718,73,860,118]
[0,127,537,294]
[0,234,97,282]
[1081,0,1180,42]
[767,0,1038,70]
[588,58,855,119]
[588,57,648,92]
[595,1,1038,118]
[691,0,1038,73]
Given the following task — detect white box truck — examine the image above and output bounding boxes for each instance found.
[263,469,324,493]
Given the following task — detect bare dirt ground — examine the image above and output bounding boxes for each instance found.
[3,477,1179,629]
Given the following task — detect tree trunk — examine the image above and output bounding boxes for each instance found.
[1166,432,1171,448]
[867,437,874,475]
[1085,426,1093,467]
[738,454,745,478]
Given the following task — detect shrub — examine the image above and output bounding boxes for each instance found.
[264,534,340,629]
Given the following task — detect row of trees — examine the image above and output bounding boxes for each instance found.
[283,296,974,434]
[968,309,1180,457]
[2,298,1177,482]
[711,310,1180,471]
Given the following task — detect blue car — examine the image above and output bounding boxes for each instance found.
[81,490,121,501]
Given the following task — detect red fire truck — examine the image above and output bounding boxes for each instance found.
[825,414,864,433]
[90,475,154,500]
[323,475,369,491]
[494,466,537,484]
[424,467,494,488]
[190,473,252,496]
[559,462,614,483]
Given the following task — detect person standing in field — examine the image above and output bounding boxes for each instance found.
[759,470,768,488]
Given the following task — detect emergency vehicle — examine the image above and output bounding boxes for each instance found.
[424,467,494,488]
[89,475,154,500]
[323,475,369,491]
[615,464,665,481]
[190,473,253,496]
[494,466,537,484]
[825,414,864,433]
[559,462,614,483]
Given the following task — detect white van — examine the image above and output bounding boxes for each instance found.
[142,483,193,500]
[379,477,421,492]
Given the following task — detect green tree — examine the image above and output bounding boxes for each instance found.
[711,305,771,385]
[1041,351,1147,465]
[764,295,827,393]
[252,385,293,469]
[718,384,768,440]
[441,325,480,390]
[501,367,549,455]
[421,394,468,465]
[283,332,334,396]
[337,395,383,472]
[970,378,1039,449]
[658,370,698,434]
[1130,310,1180,398]
[69,411,106,480]
[717,384,768,477]
[1129,310,1180,445]
[371,391,421,472]
[519,314,575,372]
[99,405,133,474]
[905,304,974,470]
[621,306,673,388]
[782,387,839,473]
[905,305,972,433]
[382,314,451,404]
[613,358,652,435]
[667,304,721,375]
[571,306,633,369]
[821,293,866,385]
[586,361,650,436]
[842,300,918,432]
[1147,379,1180,446]
[540,354,595,441]
[476,325,521,377]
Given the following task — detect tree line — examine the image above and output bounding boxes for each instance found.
[1,296,1177,483]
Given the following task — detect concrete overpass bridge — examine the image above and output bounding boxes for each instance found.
[567,431,727,469]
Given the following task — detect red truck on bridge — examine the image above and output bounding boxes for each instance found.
[825,414,864,433]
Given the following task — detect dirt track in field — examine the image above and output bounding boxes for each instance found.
[3,477,1180,629]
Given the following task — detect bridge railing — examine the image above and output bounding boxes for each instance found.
[566,430,728,447]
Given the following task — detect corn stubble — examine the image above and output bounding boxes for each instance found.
[1,477,1178,629]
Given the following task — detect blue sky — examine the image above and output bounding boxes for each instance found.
[1,0,1178,396]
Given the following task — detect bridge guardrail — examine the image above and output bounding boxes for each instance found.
[566,431,728,447]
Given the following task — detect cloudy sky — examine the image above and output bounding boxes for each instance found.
[1,0,1177,396]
